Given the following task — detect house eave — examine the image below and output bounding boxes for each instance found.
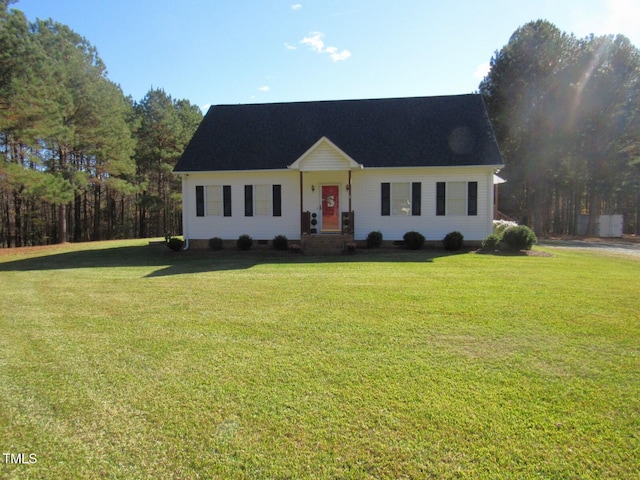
[173,168,293,175]
[363,164,504,171]
[174,164,503,174]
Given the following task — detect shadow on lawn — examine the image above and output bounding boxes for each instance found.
[0,243,468,277]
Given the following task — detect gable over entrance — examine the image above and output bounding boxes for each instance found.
[288,136,363,171]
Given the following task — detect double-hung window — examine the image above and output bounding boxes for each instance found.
[381,182,421,216]
[196,185,231,217]
[207,185,223,216]
[436,181,478,216]
[244,184,282,217]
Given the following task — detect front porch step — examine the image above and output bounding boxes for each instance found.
[300,234,353,254]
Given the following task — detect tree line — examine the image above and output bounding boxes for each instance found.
[0,3,202,247]
[480,20,640,235]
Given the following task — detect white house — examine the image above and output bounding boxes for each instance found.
[173,94,504,250]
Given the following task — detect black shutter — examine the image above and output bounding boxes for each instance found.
[381,183,390,216]
[244,185,253,216]
[436,182,446,216]
[411,182,421,216]
[468,182,478,216]
[196,185,204,217]
[273,185,282,216]
[223,185,232,217]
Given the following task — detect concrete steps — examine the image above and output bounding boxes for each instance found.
[300,234,353,255]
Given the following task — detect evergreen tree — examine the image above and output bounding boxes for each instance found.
[481,21,640,235]
[1,5,200,247]
[133,89,201,237]
[29,19,136,242]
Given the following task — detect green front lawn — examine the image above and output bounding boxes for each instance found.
[1,241,638,479]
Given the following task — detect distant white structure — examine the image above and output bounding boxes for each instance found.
[577,215,623,237]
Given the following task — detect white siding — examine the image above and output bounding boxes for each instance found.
[180,166,496,242]
[299,143,353,171]
[351,167,494,241]
[181,171,299,240]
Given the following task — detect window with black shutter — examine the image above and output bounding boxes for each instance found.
[273,185,282,216]
[468,181,478,216]
[381,183,390,216]
[223,185,232,217]
[196,186,204,217]
[411,182,421,216]
[436,182,446,216]
[244,185,253,216]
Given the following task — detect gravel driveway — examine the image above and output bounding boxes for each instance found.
[538,238,640,258]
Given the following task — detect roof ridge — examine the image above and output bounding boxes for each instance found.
[210,93,480,109]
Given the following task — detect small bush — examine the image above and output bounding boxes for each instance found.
[403,231,425,250]
[166,236,184,252]
[366,231,383,248]
[208,237,223,251]
[481,233,501,252]
[237,234,253,251]
[443,231,464,251]
[501,225,537,251]
[272,235,288,251]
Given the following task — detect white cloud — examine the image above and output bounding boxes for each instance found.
[326,47,352,62]
[284,42,297,50]
[474,62,490,80]
[258,86,270,92]
[300,32,351,62]
[291,4,302,10]
[200,103,211,113]
[301,32,325,53]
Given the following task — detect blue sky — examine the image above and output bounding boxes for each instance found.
[15,0,640,112]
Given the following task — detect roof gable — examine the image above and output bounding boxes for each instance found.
[174,94,504,173]
[288,136,362,171]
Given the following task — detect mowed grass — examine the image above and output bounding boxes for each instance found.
[0,241,638,479]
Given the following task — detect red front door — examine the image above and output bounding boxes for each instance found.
[321,185,340,231]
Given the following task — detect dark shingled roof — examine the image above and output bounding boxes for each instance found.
[174,94,503,172]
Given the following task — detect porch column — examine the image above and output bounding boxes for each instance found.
[300,171,303,214]
[299,171,312,236]
[348,170,352,212]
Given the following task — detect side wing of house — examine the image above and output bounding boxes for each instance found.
[180,170,300,246]
[352,166,495,242]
